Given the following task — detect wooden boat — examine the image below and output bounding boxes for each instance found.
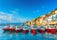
[31,28,37,35]
[15,26,23,33]
[39,28,45,34]
[50,28,56,34]
[46,28,56,34]
[3,25,15,32]
[23,28,29,34]
[23,25,29,34]
[37,26,45,34]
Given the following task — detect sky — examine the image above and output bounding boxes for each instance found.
[0,0,57,23]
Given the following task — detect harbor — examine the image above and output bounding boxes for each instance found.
[1,25,57,40]
[3,9,57,35]
[1,0,57,40]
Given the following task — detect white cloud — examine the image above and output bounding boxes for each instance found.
[15,17,31,23]
[0,12,13,22]
[0,11,31,23]
[10,9,31,23]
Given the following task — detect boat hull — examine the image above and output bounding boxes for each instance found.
[46,28,56,34]
[15,29,23,33]
[10,28,15,32]
[31,28,37,35]
[50,29,56,34]
[3,28,10,32]
[40,29,45,34]
[23,29,29,34]
[46,29,51,33]
[3,28,15,32]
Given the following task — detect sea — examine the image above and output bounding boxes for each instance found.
[0,24,57,40]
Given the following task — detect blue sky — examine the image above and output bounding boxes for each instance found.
[0,0,57,23]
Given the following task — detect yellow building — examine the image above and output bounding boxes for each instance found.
[26,21,31,26]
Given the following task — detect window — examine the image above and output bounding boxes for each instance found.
[56,14,57,20]
[52,16,54,21]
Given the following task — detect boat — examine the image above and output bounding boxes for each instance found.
[15,26,23,33]
[31,28,37,35]
[50,28,56,34]
[46,28,50,33]
[39,26,45,34]
[23,25,29,34]
[30,24,37,35]
[46,28,56,34]
[3,25,15,32]
[23,28,29,34]
[46,25,56,34]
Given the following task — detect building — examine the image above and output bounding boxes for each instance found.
[25,9,57,28]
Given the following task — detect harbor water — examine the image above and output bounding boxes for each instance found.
[0,26,57,40]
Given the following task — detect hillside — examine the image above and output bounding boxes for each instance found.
[26,9,57,27]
